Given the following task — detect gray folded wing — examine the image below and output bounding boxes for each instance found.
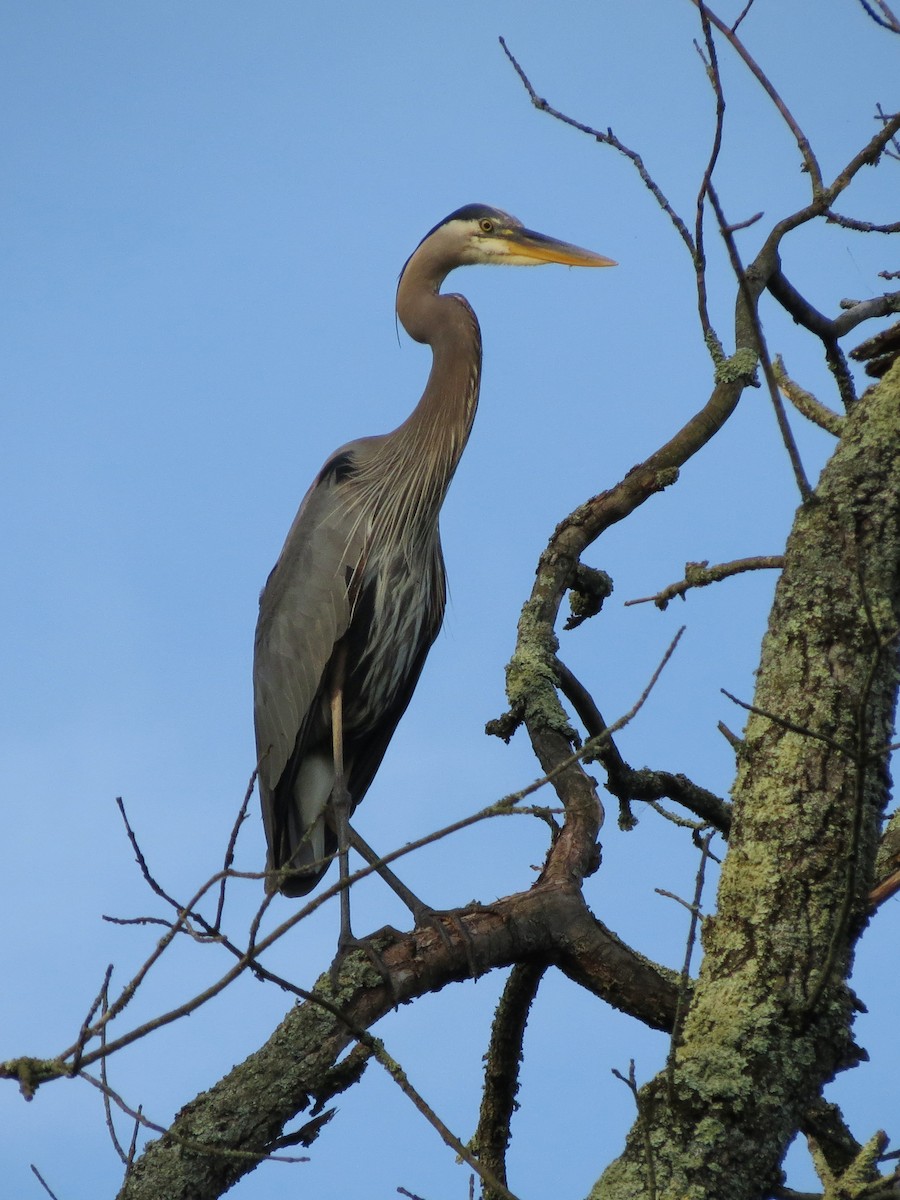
[253,464,367,816]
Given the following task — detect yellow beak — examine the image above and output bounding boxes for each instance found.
[505,227,616,268]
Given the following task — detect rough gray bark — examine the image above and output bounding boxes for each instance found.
[592,358,900,1200]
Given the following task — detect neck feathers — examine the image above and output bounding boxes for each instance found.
[354,256,483,551]
[398,290,482,489]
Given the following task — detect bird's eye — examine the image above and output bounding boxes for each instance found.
[479,219,494,233]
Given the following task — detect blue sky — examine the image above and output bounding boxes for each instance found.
[3,3,898,1198]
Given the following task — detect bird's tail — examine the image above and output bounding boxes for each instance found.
[266,753,336,897]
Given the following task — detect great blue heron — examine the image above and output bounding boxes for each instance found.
[253,204,614,946]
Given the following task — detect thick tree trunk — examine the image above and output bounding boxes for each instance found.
[592,359,900,1199]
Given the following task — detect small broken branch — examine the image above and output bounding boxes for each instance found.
[626,556,784,609]
[772,358,845,436]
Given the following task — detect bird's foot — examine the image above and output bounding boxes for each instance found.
[410,903,453,951]
[411,905,481,977]
[329,926,402,1001]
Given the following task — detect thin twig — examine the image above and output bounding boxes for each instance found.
[626,556,784,609]
[856,0,900,32]
[731,0,757,33]
[79,1070,310,1164]
[124,1105,142,1177]
[213,768,257,931]
[772,358,845,436]
[605,628,686,732]
[369,1038,520,1200]
[649,803,708,833]
[498,36,696,257]
[690,0,822,188]
[666,831,714,1105]
[30,1166,61,1200]
[708,180,814,500]
[692,3,727,344]
[612,1061,657,1199]
[655,887,705,916]
[99,979,130,1166]
[112,796,221,941]
[875,101,900,158]
[721,688,854,758]
[70,963,113,1074]
[555,660,731,834]
[827,211,900,234]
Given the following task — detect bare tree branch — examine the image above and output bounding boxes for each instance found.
[772,358,846,436]
[498,36,697,259]
[689,0,823,188]
[625,556,784,609]
[473,962,546,1200]
[856,0,900,33]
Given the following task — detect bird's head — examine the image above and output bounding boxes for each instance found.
[405,204,616,278]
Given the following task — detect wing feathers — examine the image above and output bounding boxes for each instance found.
[254,470,366,792]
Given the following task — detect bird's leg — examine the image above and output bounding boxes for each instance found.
[329,729,476,985]
[329,666,355,953]
[347,826,433,927]
[347,826,480,967]
[328,662,398,998]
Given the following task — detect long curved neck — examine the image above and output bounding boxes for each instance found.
[396,262,482,481]
[359,248,482,538]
